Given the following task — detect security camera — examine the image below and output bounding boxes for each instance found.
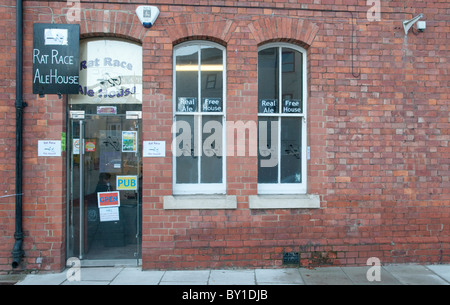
[136,6,160,29]
[416,21,426,32]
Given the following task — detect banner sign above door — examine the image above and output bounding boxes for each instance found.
[33,24,80,95]
[69,39,143,104]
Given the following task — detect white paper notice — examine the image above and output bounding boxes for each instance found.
[73,139,80,155]
[99,207,120,222]
[38,140,62,157]
[143,141,165,157]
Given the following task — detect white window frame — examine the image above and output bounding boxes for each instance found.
[172,41,227,195]
[257,43,307,195]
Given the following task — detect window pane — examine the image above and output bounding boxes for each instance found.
[175,116,198,183]
[258,47,279,113]
[176,46,198,112]
[258,117,278,183]
[280,118,301,183]
[201,115,222,183]
[282,48,302,114]
[201,46,223,112]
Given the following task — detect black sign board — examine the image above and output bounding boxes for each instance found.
[202,98,222,112]
[282,99,302,113]
[258,99,278,114]
[33,23,80,95]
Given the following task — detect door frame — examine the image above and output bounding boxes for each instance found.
[66,110,142,267]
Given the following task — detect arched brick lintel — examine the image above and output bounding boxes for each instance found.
[162,14,236,47]
[65,8,146,43]
[248,17,319,48]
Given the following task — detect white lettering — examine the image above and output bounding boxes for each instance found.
[52,49,74,65]
[33,49,49,64]
[66,0,81,22]
[367,0,381,22]
[182,289,216,303]
[366,257,381,282]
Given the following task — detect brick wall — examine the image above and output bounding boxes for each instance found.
[0,0,448,272]
[0,0,17,271]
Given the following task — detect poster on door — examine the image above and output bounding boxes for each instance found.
[122,131,137,152]
[97,191,120,222]
[72,139,80,154]
[85,140,96,152]
[97,191,120,208]
[99,207,120,222]
[116,176,138,190]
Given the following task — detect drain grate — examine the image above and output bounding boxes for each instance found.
[282,252,299,265]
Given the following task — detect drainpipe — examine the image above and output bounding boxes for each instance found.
[12,0,26,269]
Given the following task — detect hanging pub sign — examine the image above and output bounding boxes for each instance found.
[33,23,80,95]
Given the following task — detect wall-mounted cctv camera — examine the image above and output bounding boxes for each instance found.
[136,6,160,29]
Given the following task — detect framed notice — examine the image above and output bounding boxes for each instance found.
[143,141,165,157]
[38,140,61,157]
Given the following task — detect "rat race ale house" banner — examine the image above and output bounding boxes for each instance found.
[69,39,143,104]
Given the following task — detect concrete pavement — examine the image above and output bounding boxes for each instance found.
[8,264,450,285]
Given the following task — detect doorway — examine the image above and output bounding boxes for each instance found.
[67,110,142,265]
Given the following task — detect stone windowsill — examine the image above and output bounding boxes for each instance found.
[163,194,320,209]
[163,195,237,210]
[249,194,320,209]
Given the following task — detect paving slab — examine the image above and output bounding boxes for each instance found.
[161,270,210,284]
[209,270,255,285]
[0,274,26,285]
[62,280,111,285]
[299,267,353,285]
[341,266,402,285]
[255,268,304,285]
[384,264,449,285]
[76,267,123,282]
[160,281,209,285]
[16,273,67,285]
[110,268,165,285]
[426,265,450,283]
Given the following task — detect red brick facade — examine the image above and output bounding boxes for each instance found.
[0,0,449,272]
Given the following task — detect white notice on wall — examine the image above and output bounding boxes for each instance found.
[38,140,62,157]
[143,141,165,157]
[99,207,120,222]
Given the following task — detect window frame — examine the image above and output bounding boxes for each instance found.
[172,41,227,195]
[257,43,308,195]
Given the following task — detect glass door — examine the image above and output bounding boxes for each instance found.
[67,113,142,263]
